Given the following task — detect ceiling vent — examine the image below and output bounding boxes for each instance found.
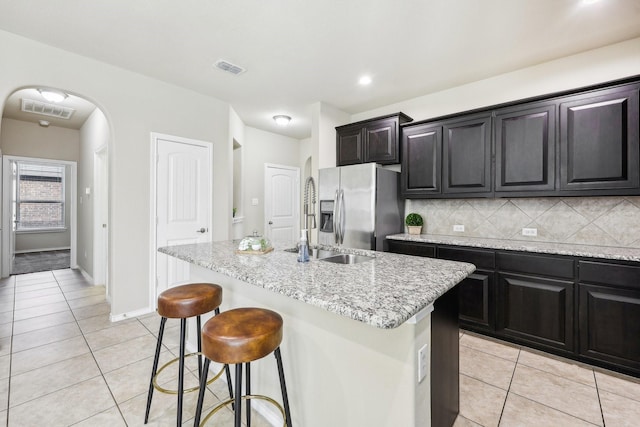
[214,59,246,75]
[21,99,75,119]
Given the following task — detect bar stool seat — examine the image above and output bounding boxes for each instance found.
[144,283,233,426]
[194,307,293,427]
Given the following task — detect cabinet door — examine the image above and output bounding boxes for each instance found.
[495,103,556,193]
[438,246,496,331]
[336,125,363,166]
[560,84,640,191]
[497,273,574,352]
[579,284,640,373]
[364,118,398,164]
[459,270,495,331]
[442,114,492,194]
[401,123,442,197]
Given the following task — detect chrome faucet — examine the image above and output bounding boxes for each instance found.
[303,176,317,233]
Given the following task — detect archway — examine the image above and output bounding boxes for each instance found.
[0,86,110,294]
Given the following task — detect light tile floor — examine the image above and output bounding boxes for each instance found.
[1,269,640,426]
[0,269,271,426]
[455,330,640,427]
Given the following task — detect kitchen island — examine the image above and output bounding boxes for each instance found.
[159,241,475,427]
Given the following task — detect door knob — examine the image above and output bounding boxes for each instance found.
[268,221,273,225]
[196,227,208,233]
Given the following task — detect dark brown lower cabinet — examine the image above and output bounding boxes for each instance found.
[497,273,574,352]
[579,284,640,372]
[385,239,640,377]
[438,246,495,332]
[578,260,640,373]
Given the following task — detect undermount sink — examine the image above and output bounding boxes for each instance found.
[284,247,373,264]
[320,253,374,264]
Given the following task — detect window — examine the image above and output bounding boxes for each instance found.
[16,162,66,231]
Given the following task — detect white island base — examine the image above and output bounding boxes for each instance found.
[186,264,459,427]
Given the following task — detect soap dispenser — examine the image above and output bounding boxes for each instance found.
[298,229,309,262]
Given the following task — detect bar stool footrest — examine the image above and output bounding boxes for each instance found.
[152,352,226,395]
[199,394,287,427]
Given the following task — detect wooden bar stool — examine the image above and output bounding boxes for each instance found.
[144,283,234,426]
[193,307,293,427]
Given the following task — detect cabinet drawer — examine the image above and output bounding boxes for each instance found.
[579,261,640,289]
[438,246,495,269]
[386,240,436,258]
[497,252,574,279]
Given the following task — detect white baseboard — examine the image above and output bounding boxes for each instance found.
[110,306,155,322]
[77,266,94,285]
[15,246,71,254]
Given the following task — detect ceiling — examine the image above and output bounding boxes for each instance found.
[3,88,96,130]
[0,0,639,139]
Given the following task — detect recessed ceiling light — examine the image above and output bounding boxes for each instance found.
[273,115,292,126]
[358,75,372,86]
[582,0,601,5]
[38,89,67,103]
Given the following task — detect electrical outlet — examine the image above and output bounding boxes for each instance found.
[418,344,428,383]
[251,198,259,206]
[522,227,538,236]
[453,224,465,232]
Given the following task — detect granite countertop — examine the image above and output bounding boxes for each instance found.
[159,241,475,329]
[387,234,640,263]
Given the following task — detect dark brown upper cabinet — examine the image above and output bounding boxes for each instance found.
[560,83,640,192]
[336,124,364,166]
[494,103,556,194]
[442,113,492,195]
[401,122,442,197]
[336,113,412,166]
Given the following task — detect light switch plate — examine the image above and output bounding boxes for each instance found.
[251,198,259,206]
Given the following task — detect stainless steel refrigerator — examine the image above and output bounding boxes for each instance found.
[318,163,403,251]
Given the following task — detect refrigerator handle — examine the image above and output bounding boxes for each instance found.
[339,189,345,245]
[333,190,339,244]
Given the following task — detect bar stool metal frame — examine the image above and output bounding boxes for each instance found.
[193,307,293,427]
[144,283,234,426]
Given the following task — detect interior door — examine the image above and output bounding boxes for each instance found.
[156,136,211,297]
[9,161,17,273]
[264,164,299,244]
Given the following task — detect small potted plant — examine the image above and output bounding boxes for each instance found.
[405,213,424,235]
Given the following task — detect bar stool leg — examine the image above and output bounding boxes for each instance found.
[215,307,235,404]
[275,348,293,427]
[246,362,251,427]
[197,315,203,380]
[177,318,187,426]
[193,358,210,427]
[144,316,167,424]
[234,363,243,427]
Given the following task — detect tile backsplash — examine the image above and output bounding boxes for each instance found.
[406,197,640,248]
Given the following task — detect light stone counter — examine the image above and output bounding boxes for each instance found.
[159,240,475,329]
[387,234,640,262]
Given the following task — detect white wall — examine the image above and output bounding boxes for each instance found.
[0,117,80,162]
[78,108,109,277]
[0,118,78,252]
[242,126,301,236]
[0,29,232,317]
[352,37,640,123]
